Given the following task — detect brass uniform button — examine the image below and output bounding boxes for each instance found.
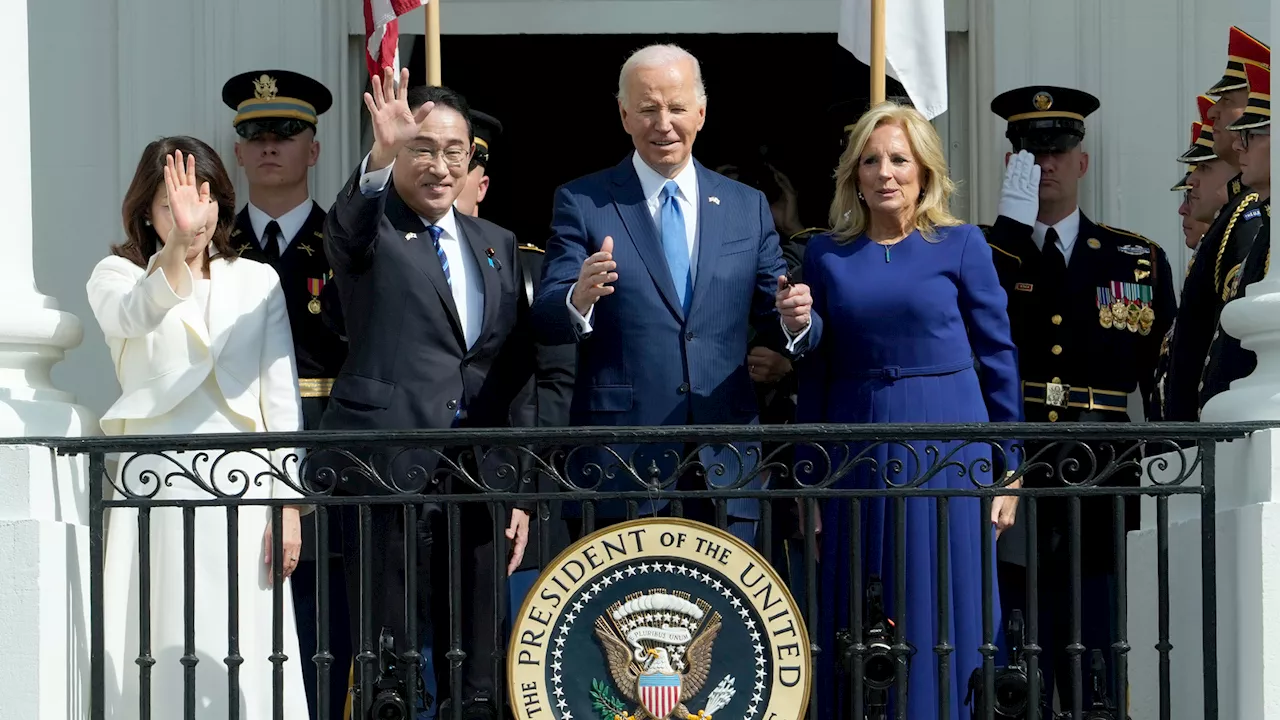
[1051,345,1063,355]
[1048,410,1059,422]
[1051,314,1063,325]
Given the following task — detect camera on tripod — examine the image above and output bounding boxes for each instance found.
[835,576,901,719]
[861,576,896,691]
[1070,649,1127,720]
[350,627,422,720]
[965,609,1045,719]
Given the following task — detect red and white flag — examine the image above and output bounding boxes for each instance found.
[364,0,429,79]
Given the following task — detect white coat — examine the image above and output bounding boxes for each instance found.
[87,251,309,719]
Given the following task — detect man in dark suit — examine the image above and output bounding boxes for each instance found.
[982,85,1177,713]
[220,69,351,719]
[320,70,533,720]
[531,44,820,545]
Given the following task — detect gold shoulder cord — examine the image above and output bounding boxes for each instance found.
[1216,193,1260,298]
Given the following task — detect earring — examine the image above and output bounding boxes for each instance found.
[144,219,152,226]
[857,191,864,200]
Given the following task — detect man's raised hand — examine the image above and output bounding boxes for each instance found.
[571,236,617,316]
[365,67,435,171]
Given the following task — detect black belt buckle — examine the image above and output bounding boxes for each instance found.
[1045,381,1070,409]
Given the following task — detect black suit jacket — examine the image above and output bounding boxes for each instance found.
[320,165,535,492]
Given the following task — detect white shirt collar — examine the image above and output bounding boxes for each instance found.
[1033,207,1081,258]
[246,198,314,247]
[421,206,461,240]
[632,152,698,206]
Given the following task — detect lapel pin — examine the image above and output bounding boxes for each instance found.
[1087,238,1101,249]
[708,196,720,205]
[485,247,503,270]
[298,243,315,257]
[405,232,417,242]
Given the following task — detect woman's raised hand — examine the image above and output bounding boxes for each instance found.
[163,150,216,246]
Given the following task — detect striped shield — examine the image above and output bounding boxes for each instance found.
[637,672,682,719]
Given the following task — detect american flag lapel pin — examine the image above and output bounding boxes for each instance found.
[708,196,720,205]
[405,232,417,242]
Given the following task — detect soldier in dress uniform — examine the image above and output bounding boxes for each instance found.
[1162,27,1271,421]
[1152,106,1229,419]
[220,69,351,719]
[982,85,1177,712]
[1200,60,1272,410]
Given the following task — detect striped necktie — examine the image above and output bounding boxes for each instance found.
[427,224,451,289]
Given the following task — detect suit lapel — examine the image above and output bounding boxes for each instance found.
[1071,213,1100,283]
[231,208,262,260]
[385,187,465,346]
[691,161,722,309]
[609,157,684,320]
[456,213,498,355]
[283,202,326,261]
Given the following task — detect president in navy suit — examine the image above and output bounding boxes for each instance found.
[532,44,821,543]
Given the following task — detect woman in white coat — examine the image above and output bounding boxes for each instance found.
[88,138,309,718]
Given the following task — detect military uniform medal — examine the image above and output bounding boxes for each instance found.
[307,278,323,314]
[1097,287,1114,329]
[1110,282,1129,331]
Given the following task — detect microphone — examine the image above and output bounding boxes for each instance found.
[485,247,503,271]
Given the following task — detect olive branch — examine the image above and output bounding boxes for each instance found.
[590,678,630,720]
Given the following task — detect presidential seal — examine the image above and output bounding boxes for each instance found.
[509,518,811,720]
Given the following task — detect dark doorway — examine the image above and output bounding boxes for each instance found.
[409,33,905,245]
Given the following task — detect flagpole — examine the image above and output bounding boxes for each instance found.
[870,0,886,105]
[425,0,441,85]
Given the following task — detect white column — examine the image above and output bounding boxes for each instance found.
[0,2,96,717]
[0,0,95,438]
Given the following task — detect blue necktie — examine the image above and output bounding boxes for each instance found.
[427,224,451,289]
[660,181,692,311]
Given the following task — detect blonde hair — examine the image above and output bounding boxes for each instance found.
[828,101,961,243]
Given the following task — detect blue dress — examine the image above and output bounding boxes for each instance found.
[796,225,1022,719]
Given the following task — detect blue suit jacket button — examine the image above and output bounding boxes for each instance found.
[678,383,690,394]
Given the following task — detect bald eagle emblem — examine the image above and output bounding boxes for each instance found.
[1033,91,1053,111]
[253,74,279,101]
[593,591,736,720]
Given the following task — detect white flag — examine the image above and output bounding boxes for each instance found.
[839,0,948,120]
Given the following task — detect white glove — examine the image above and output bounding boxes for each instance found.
[997,150,1042,227]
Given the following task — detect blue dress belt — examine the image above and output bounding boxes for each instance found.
[848,358,975,380]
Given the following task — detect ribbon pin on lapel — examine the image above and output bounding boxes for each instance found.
[485,247,503,270]
[708,196,720,205]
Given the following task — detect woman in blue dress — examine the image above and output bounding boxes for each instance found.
[798,102,1023,719]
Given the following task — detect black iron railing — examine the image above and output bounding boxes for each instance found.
[28,421,1268,720]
